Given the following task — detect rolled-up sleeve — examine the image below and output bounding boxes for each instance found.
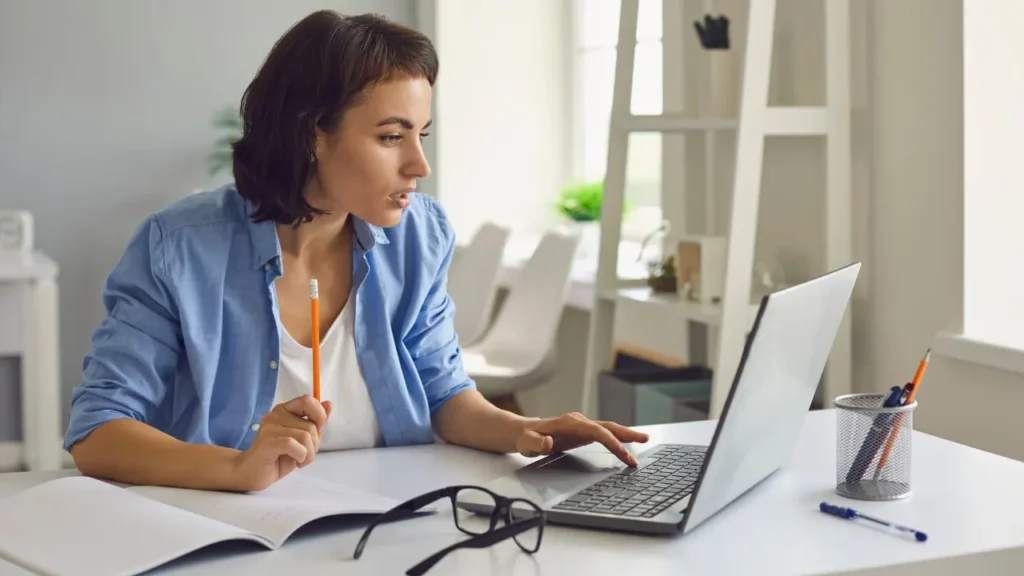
[405,205,476,414]
[64,216,182,451]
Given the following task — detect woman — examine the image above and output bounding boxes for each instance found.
[65,10,647,493]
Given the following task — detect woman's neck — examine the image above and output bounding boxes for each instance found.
[276,211,352,265]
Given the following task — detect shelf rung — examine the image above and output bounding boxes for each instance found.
[617,107,827,136]
[764,107,826,135]
[620,114,737,132]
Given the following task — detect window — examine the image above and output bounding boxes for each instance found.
[961,0,1024,352]
[572,0,664,234]
[433,0,573,241]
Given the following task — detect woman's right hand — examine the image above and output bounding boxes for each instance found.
[231,395,333,492]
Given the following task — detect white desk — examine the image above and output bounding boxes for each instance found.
[2,410,1023,575]
[0,252,61,472]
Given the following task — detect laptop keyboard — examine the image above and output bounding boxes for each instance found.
[552,444,706,518]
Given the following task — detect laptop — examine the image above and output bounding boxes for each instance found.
[459,262,861,535]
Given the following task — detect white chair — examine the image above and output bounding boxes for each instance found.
[460,229,581,413]
[447,222,511,347]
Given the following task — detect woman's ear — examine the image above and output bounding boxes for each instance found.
[312,128,326,163]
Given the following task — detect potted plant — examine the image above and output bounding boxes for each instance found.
[646,254,678,293]
[554,181,632,258]
[208,107,242,178]
[553,180,601,257]
[555,180,603,223]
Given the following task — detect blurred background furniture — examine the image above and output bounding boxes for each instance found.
[461,230,580,414]
[447,222,510,347]
[0,251,61,472]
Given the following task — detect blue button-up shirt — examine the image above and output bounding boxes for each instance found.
[64,184,475,452]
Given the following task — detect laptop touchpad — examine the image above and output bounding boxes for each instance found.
[538,451,621,473]
[476,452,625,507]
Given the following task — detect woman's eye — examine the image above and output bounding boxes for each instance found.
[380,132,429,144]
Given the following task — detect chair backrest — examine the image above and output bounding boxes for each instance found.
[447,222,511,346]
[477,229,581,359]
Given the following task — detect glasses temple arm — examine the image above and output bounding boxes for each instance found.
[352,487,452,559]
[404,517,545,576]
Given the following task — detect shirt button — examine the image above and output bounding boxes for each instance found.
[269,360,278,370]
[264,263,271,271]
[251,423,260,431]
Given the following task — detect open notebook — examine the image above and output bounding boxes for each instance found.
[0,472,409,576]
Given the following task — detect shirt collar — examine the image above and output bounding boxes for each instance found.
[351,216,390,253]
[245,201,389,270]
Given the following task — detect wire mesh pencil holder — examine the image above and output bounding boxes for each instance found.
[834,393,916,501]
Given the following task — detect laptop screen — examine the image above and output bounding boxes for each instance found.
[682,263,860,533]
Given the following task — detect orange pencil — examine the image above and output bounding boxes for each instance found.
[874,348,930,478]
[908,348,931,397]
[310,279,321,402]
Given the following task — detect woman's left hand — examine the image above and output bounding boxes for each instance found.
[515,412,650,466]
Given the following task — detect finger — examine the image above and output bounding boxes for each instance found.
[272,437,306,477]
[516,430,553,457]
[532,414,634,463]
[585,422,637,466]
[598,421,650,443]
[272,436,308,464]
[322,400,333,420]
[271,411,321,453]
[548,418,636,466]
[280,394,329,430]
[271,426,317,467]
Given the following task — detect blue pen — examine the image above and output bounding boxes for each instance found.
[845,386,903,483]
[820,502,928,542]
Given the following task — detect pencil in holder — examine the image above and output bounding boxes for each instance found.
[834,393,916,501]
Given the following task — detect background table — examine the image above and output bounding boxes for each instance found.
[2,409,1023,575]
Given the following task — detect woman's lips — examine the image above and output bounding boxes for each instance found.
[389,192,411,208]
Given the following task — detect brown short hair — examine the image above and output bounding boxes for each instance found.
[232,11,438,224]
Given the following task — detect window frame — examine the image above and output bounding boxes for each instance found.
[569,0,666,242]
[933,0,1024,375]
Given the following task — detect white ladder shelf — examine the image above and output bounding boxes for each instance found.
[581,0,852,419]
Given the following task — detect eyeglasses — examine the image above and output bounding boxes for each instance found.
[352,484,546,576]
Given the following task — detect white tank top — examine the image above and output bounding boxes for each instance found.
[273,290,382,451]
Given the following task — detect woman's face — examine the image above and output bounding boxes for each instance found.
[309,75,432,227]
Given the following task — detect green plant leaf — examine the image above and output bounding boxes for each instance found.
[212,107,242,128]
[209,106,243,177]
[554,180,603,222]
[208,150,233,177]
[553,179,636,222]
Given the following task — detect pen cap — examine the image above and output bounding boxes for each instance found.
[819,502,856,519]
[833,393,916,501]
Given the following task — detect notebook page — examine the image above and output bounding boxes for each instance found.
[129,472,403,548]
[0,476,258,576]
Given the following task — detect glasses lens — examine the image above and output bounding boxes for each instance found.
[508,499,543,553]
[453,487,496,535]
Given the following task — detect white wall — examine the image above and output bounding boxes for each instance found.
[433,0,571,241]
[0,0,416,442]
